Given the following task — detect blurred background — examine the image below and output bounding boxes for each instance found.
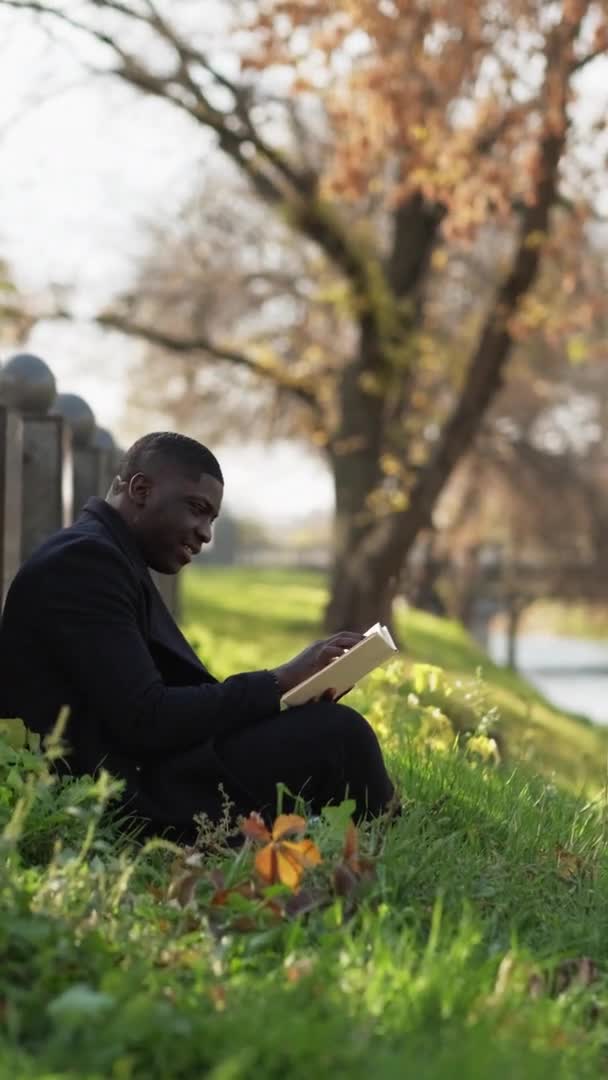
[1,0,608,721]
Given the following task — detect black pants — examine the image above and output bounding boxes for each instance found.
[215,701,394,824]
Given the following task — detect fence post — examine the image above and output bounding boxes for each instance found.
[0,353,74,561]
[50,393,115,518]
[93,427,118,499]
[0,355,181,622]
[0,406,23,606]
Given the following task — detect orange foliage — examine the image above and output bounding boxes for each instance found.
[246,0,607,239]
[241,812,323,891]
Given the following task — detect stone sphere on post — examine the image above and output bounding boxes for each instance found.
[112,445,125,474]
[50,393,96,449]
[92,426,115,452]
[0,353,57,414]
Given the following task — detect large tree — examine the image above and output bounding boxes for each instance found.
[2,0,607,630]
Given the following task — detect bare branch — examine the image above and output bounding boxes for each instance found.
[0,0,120,50]
[572,44,608,72]
[94,311,323,415]
[0,0,382,310]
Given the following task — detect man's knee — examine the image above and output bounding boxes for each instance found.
[321,701,379,747]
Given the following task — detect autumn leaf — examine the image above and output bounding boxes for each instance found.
[284,955,315,983]
[271,814,308,841]
[256,836,322,891]
[333,820,375,900]
[240,811,322,891]
[240,811,271,842]
[555,845,593,882]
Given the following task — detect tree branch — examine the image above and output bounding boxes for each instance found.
[94,311,323,416]
[0,0,122,50]
[0,0,385,327]
[359,10,591,580]
[572,44,607,72]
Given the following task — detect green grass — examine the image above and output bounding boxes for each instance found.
[182,566,608,793]
[522,601,608,641]
[2,565,608,1078]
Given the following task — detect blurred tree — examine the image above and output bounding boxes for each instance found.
[3,0,607,631]
[407,240,608,663]
[0,259,33,346]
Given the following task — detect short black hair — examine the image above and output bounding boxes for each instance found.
[118,432,224,485]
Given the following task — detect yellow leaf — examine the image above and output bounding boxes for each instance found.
[271,814,307,841]
[524,230,546,250]
[409,124,428,142]
[275,847,305,891]
[282,838,323,869]
[566,336,587,365]
[380,453,401,477]
[255,843,278,884]
[431,248,449,270]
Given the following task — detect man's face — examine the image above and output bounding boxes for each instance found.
[131,467,224,574]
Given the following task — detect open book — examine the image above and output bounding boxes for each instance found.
[281,622,398,708]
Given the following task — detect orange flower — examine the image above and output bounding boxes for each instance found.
[241,812,322,892]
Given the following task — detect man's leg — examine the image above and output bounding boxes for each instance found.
[215,701,394,822]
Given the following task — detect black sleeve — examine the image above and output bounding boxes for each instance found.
[36,538,280,756]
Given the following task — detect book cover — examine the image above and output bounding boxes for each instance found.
[281,622,398,708]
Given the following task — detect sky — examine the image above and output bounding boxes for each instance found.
[0,9,334,524]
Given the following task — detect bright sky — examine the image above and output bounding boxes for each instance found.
[0,9,334,524]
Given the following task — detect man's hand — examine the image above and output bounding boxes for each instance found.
[271,632,362,695]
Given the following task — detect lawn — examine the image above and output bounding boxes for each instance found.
[182,566,608,792]
[1,565,608,1079]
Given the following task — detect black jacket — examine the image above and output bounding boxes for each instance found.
[0,498,280,834]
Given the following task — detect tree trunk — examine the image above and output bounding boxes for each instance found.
[325,509,398,633]
[506,599,527,670]
[324,317,394,633]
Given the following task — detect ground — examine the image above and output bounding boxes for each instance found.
[1,566,608,1078]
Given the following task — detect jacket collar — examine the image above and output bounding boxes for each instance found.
[80,497,207,674]
[80,497,148,575]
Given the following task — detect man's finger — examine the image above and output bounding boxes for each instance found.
[327,631,362,646]
[320,646,349,664]
[335,686,354,702]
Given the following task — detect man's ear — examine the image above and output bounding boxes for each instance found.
[128,472,153,507]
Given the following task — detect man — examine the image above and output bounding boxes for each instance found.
[0,432,394,842]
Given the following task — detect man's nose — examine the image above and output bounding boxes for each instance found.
[195,520,212,545]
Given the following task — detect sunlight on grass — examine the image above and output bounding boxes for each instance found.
[3,565,608,1078]
[182,566,608,793]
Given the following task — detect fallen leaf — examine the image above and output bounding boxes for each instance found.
[285,956,315,983]
[556,846,584,880]
[271,814,307,841]
[255,836,322,891]
[241,811,271,842]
